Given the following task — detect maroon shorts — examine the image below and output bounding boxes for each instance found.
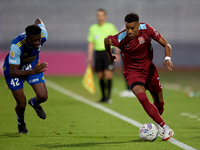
[124,63,162,93]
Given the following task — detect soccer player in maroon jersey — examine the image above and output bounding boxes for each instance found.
[104,13,174,140]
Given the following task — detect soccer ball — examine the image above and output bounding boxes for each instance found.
[139,123,158,141]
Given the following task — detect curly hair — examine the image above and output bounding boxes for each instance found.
[25,24,41,37]
[125,13,139,23]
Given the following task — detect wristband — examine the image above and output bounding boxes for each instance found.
[165,56,171,61]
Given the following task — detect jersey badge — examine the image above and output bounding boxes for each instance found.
[41,33,45,38]
[10,51,15,58]
[138,37,145,44]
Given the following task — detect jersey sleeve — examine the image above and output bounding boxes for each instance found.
[146,24,161,41]
[107,30,126,48]
[87,26,94,42]
[9,44,21,65]
[37,23,48,42]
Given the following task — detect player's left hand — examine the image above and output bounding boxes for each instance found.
[163,60,173,71]
[34,62,48,74]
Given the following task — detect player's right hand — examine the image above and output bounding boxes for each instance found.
[109,54,116,62]
[163,60,173,71]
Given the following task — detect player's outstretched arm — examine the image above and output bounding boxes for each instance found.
[35,18,44,25]
[158,35,173,71]
[9,62,48,78]
[104,37,116,62]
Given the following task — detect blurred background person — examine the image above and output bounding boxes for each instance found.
[87,8,120,103]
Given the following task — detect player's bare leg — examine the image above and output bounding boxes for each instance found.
[28,82,48,119]
[12,88,29,134]
[131,85,146,96]
[32,82,48,103]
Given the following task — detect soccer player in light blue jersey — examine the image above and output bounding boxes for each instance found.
[3,18,48,134]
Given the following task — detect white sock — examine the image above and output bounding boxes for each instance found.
[163,124,169,131]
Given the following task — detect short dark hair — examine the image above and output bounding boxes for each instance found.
[97,8,107,15]
[25,24,41,37]
[125,13,139,23]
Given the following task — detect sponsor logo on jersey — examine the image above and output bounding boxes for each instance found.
[9,59,17,63]
[28,78,39,83]
[138,37,145,44]
[154,29,159,36]
[41,33,45,38]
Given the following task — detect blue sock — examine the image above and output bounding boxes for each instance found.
[16,114,24,125]
[31,97,39,106]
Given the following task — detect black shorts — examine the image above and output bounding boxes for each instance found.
[94,50,114,72]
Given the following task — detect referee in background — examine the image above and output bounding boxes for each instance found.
[87,8,119,103]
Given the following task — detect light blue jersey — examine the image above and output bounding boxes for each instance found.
[3,23,48,91]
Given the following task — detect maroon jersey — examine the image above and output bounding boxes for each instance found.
[108,23,161,72]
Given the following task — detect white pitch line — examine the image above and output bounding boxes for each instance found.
[46,79,196,150]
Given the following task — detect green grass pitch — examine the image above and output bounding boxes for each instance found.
[0,70,200,150]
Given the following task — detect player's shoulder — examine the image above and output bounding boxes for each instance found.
[117,29,127,42]
[139,23,153,30]
[37,23,48,40]
[37,23,45,29]
[119,29,126,34]
[139,23,148,30]
[11,32,26,48]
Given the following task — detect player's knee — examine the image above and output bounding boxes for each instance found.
[38,93,48,102]
[17,101,26,108]
[137,93,160,118]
